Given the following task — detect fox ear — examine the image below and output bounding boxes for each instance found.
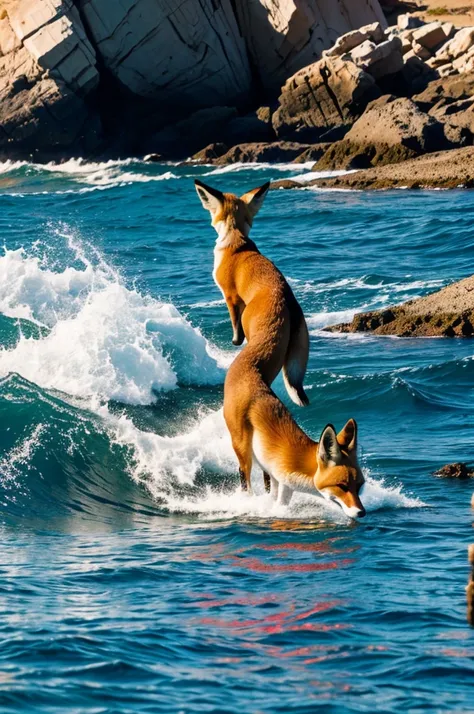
[337,418,357,451]
[195,179,224,216]
[241,182,270,219]
[319,424,342,465]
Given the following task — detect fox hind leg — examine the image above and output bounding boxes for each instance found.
[270,475,279,501]
[277,484,293,506]
[231,432,253,494]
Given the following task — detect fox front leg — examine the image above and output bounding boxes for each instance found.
[226,297,244,346]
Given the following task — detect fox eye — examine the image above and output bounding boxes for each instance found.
[338,484,349,492]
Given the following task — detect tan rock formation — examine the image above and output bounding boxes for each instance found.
[232,0,386,92]
[326,273,474,337]
[272,55,379,141]
[77,0,252,108]
[0,0,101,159]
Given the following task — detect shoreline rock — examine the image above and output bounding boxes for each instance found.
[272,146,474,191]
[4,4,474,165]
[324,272,474,337]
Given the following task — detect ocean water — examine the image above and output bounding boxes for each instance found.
[0,157,473,713]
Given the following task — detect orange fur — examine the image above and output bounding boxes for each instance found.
[195,179,309,406]
[225,362,366,518]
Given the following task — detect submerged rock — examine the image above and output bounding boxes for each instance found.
[435,463,474,479]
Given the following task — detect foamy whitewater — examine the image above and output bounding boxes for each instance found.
[0,158,472,714]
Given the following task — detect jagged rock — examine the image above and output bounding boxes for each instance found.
[324,22,385,58]
[8,0,99,95]
[347,36,403,79]
[78,0,252,108]
[341,97,451,155]
[453,46,474,74]
[413,72,474,110]
[272,56,379,142]
[0,13,21,55]
[314,137,417,170]
[437,63,457,78]
[435,463,474,479]
[232,1,386,92]
[435,26,474,64]
[191,143,229,163]
[313,94,469,171]
[429,97,474,139]
[214,141,314,165]
[402,54,437,92]
[326,273,474,337]
[398,14,423,31]
[293,144,330,163]
[412,41,432,61]
[412,22,447,51]
[0,4,101,159]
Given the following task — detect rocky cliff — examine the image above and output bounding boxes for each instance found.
[0,0,386,160]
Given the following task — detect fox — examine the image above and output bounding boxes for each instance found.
[223,349,366,518]
[194,178,309,407]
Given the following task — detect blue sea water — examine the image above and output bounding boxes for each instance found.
[0,157,473,713]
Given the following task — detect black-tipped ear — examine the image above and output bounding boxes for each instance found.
[319,424,342,465]
[241,181,270,218]
[337,418,357,451]
[194,179,224,215]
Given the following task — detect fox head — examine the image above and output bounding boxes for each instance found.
[194,179,270,239]
[315,419,366,519]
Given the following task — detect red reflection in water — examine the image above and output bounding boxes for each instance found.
[230,556,355,573]
[439,648,473,658]
[196,600,344,636]
[259,539,358,555]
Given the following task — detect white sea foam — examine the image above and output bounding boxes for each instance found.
[203,161,316,176]
[101,403,423,521]
[0,157,178,193]
[289,169,356,183]
[0,234,423,521]
[0,240,224,405]
[0,423,46,485]
[307,309,360,331]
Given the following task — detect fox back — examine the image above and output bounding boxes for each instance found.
[195,178,309,407]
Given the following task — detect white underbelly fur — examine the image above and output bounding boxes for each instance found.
[252,434,315,495]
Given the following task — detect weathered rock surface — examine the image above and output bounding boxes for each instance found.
[326,273,474,337]
[0,0,389,159]
[272,146,474,190]
[233,2,386,92]
[272,56,380,142]
[212,141,315,165]
[78,0,252,108]
[435,463,474,479]
[313,95,457,169]
[348,35,404,79]
[413,72,474,109]
[0,1,101,159]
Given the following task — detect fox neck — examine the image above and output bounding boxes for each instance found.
[213,217,250,247]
